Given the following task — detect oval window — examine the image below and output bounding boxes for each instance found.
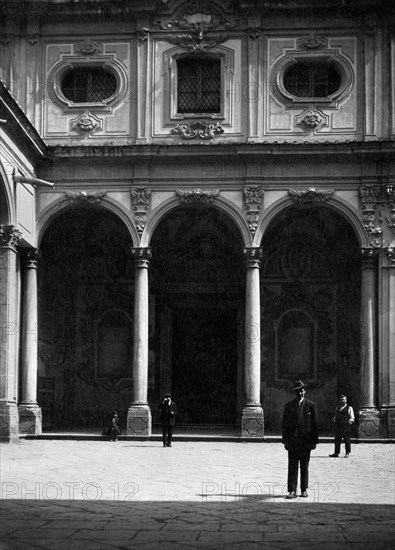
[283,61,341,98]
[61,67,117,103]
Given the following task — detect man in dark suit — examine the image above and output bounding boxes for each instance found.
[159,393,177,447]
[282,380,319,499]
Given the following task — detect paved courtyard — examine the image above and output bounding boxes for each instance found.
[0,439,394,549]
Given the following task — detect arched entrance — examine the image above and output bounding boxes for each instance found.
[150,206,245,426]
[260,205,361,433]
[38,207,134,429]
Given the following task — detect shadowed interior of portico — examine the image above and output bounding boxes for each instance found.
[37,203,361,436]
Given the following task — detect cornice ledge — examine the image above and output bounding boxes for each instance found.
[45,140,395,160]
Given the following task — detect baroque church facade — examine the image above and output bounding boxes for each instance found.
[0,0,394,442]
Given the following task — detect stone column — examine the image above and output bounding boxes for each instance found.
[0,226,21,442]
[241,247,264,437]
[378,248,395,437]
[19,248,42,434]
[127,247,152,436]
[358,249,380,437]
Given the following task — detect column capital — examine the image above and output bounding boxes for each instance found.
[361,248,379,269]
[131,247,152,268]
[244,247,263,268]
[0,225,22,251]
[386,247,395,266]
[23,248,41,269]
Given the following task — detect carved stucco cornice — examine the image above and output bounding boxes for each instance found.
[45,141,395,161]
[1,1,166,18]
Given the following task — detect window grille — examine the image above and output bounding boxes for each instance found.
[283,61,341,98]
[177,58,221,114]
[61,67,117,103]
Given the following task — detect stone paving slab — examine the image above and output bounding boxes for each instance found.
[0,440,394,549]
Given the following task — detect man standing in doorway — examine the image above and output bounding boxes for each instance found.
[329,395,354,458]
[159,393,177,447]
[282,380,319,499]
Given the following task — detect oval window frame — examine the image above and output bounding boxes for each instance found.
[49,57,127,112]
[273,53,353,108]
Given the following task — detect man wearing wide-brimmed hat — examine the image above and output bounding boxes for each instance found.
[282,380,319,499]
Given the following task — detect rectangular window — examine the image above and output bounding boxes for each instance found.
[177,57,221,114]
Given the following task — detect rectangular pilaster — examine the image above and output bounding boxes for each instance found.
[378,250,395,437]
[0,230,21,442]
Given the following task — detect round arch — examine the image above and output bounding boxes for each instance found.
[258,198,362,434]
[255,194,367,248]
[141,194,250,248]
[37,195,139,246]
[38,205,137,430]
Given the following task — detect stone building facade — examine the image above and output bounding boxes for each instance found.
[0,0,394,441]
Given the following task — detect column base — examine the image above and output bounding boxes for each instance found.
[18,404,42,435]
[0,401,19,442]
[357,408,380,438]
[241,405,264,437]
[379,407,395,438]
[127,404,152,436]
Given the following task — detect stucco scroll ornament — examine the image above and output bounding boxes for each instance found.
[165,27,229,53]
[137,28,150,42]
[301,111,322,129]
[75,40,102,56]
[131,187,152,237]
[171,121,224,140]
[64,191,107,204]
[243,186,264,240]
[288,188,335,204]
[385,185,395,235]
[152,3,234,32]
[71,114,102,135]
[297,33,328,51]
[176,188,220,204]
[359,184,384,248]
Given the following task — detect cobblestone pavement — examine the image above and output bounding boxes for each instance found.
[0,439,394,549]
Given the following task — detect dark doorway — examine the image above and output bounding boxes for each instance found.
[150,206,244,425]
[172,306,238,425]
